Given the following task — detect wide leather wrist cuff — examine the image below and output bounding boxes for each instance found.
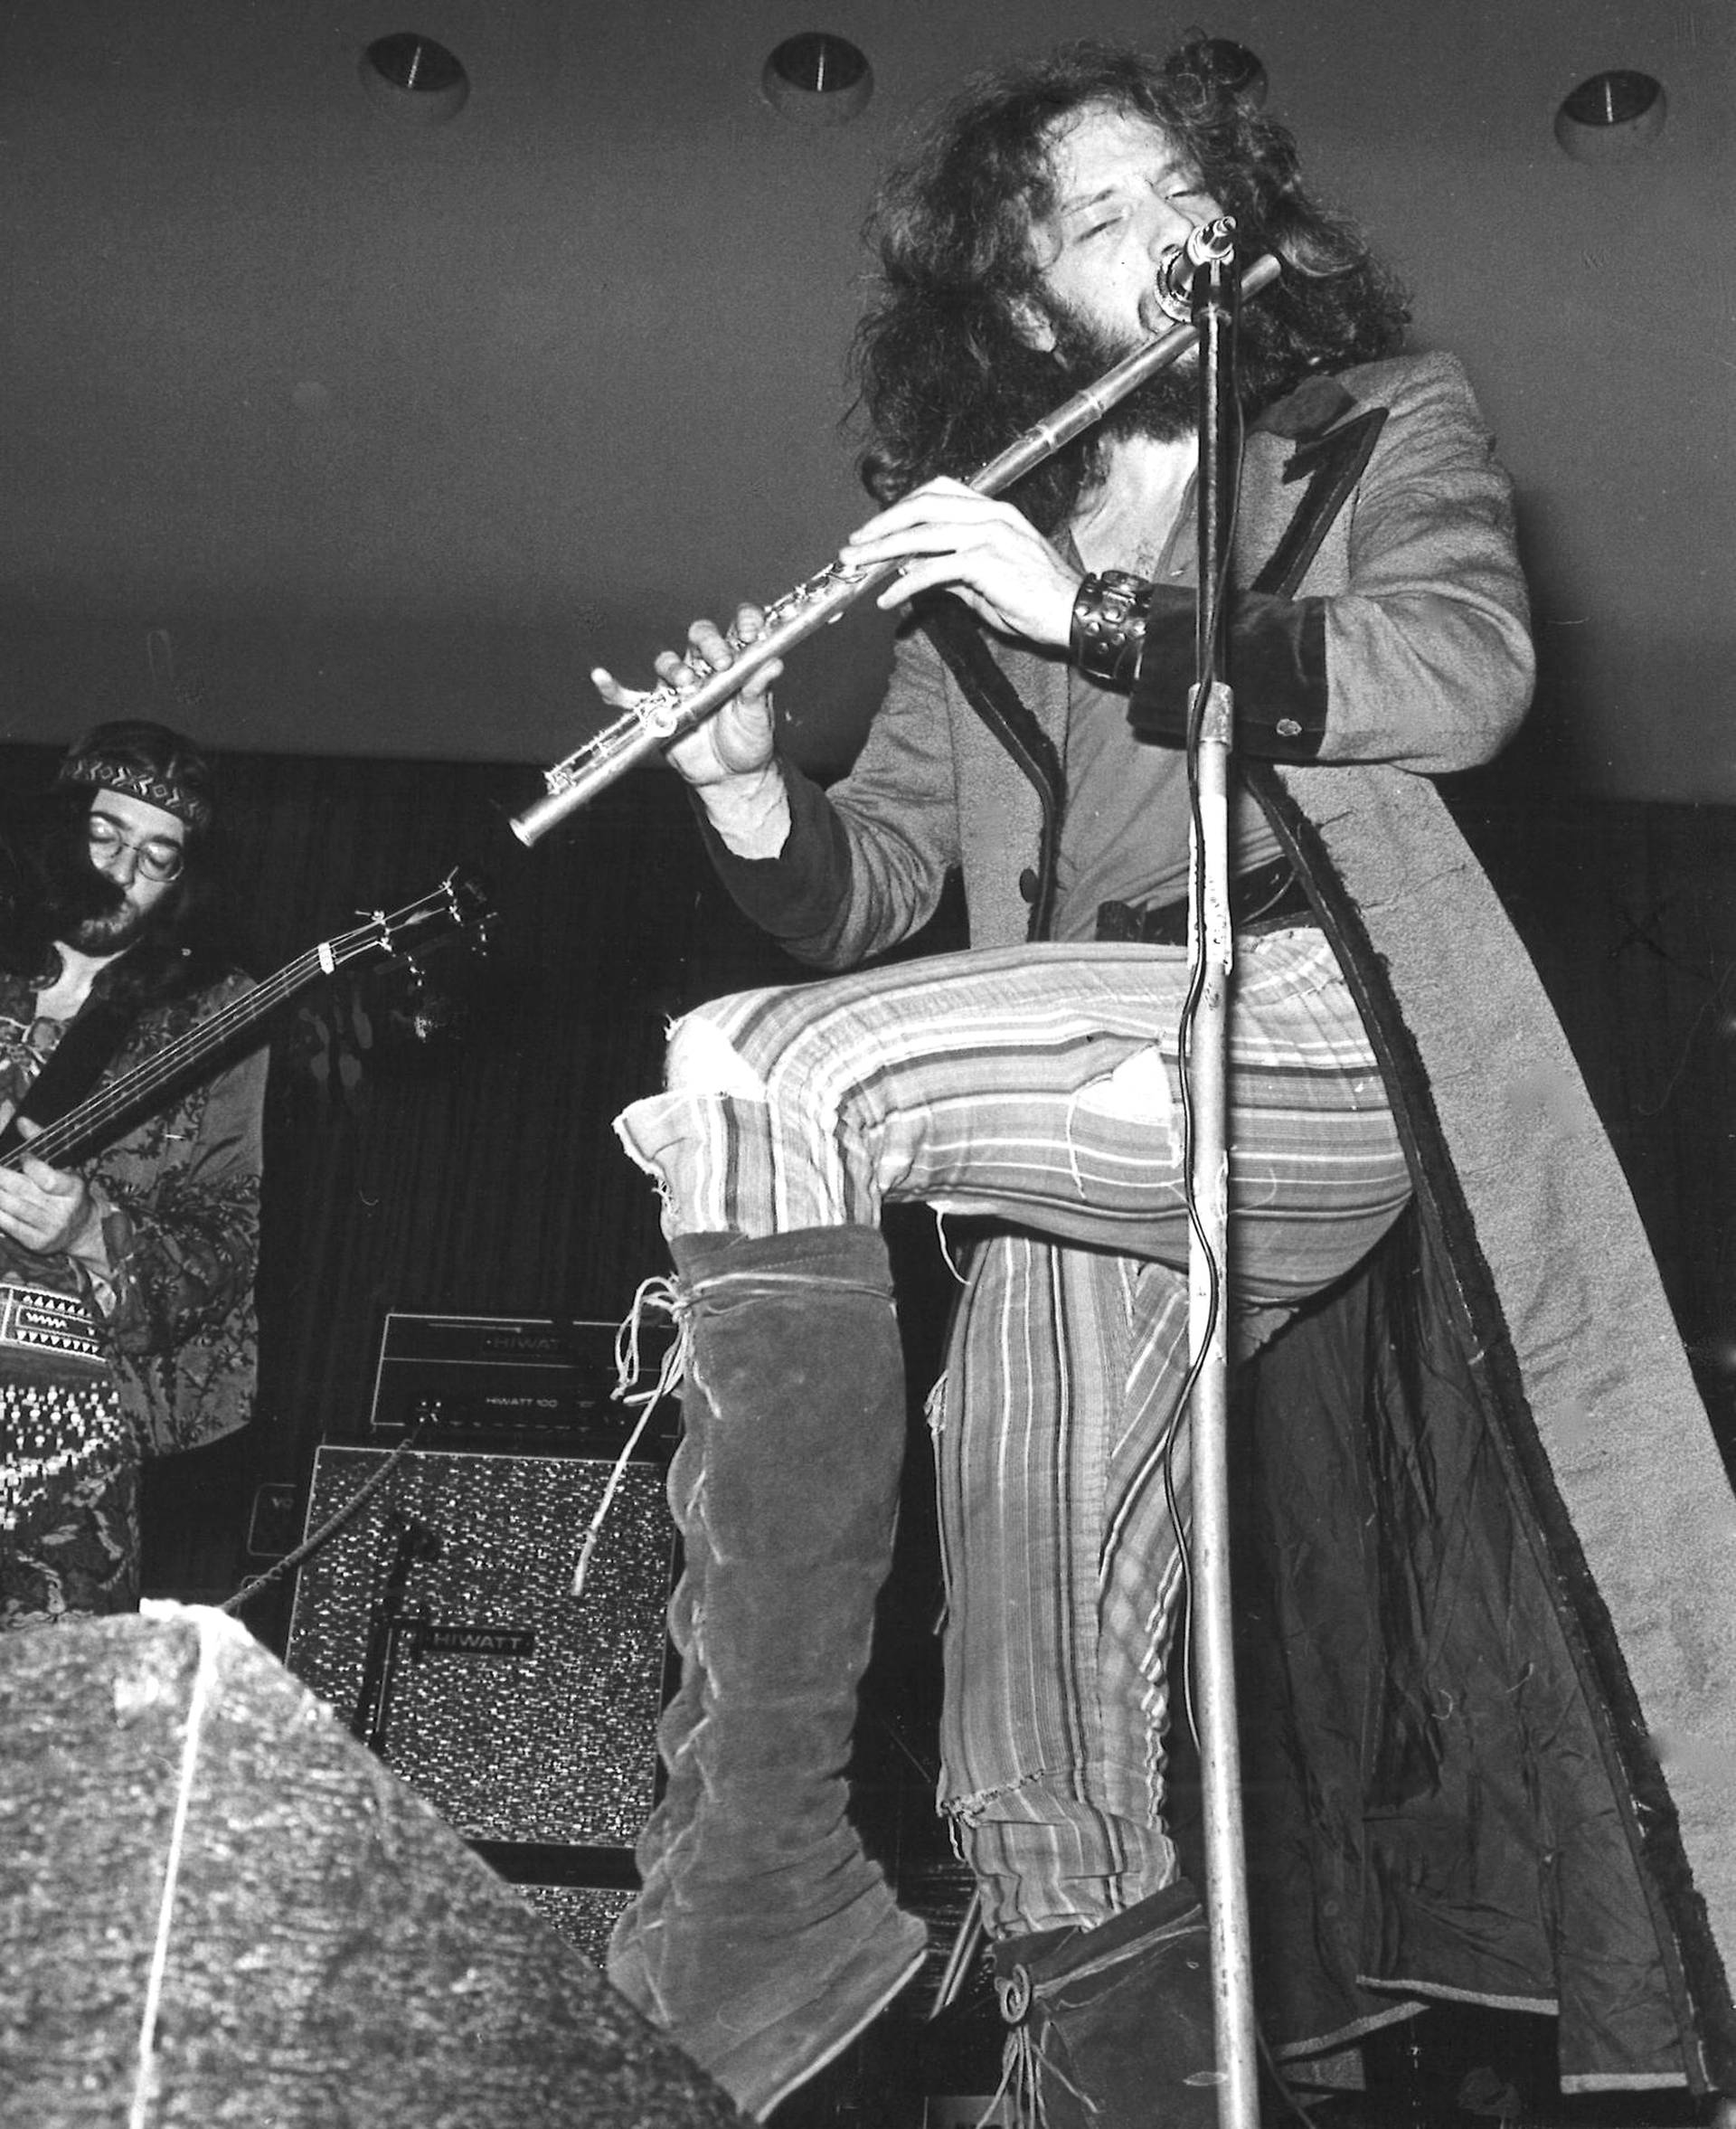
[1070,570,1156,691]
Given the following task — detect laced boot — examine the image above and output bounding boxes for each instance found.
[607,1225,927,2118]
[995,1881,1219,2127]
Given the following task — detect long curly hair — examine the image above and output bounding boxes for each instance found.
[852,38,1410,532]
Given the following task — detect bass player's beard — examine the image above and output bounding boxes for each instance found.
[66,879,159,956]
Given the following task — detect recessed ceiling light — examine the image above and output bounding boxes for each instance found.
[1554,71,1665,161]
[360,33,470,124]
[761,33,873,126]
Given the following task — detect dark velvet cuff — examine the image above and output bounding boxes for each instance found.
[1127,585,1328,761]
[689,763,854,941]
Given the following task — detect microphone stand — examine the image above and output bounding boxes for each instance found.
[354,1519,439,1755]
[1185,249,1260,2129]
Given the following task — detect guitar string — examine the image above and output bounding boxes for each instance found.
[5,886,459,1170]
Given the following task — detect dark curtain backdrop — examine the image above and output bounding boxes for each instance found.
[2,742,1731,1641]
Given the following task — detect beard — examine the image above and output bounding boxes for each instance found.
[1039,298,1201,445]
[67,880,159,956]
[1036,284,1291,449]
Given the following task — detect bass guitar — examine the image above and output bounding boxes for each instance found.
[0,867,492,1169]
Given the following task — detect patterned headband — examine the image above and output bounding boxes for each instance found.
[56,751,213,830]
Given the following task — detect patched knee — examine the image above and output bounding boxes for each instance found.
[665,1011,769,1099]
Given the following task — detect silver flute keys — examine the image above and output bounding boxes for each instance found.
[511,241,1278,848]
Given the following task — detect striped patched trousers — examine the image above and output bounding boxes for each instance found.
[616,926,1410,1940]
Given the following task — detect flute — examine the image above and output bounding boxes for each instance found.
[511,241,1280,847]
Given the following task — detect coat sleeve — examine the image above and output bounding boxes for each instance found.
[95,1037,266,1357]
[1128,355,1534,774]
[693,622,967,970]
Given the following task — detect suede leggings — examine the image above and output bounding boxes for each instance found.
[616,929,1410,1937]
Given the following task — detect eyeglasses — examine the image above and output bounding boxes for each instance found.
[86,816,186,884]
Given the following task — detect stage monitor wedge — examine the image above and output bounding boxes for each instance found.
[0,1604,742,2129]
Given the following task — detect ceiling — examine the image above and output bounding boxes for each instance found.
[0,0,1730,808]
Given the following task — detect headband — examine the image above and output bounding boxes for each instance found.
[56,750,213,831]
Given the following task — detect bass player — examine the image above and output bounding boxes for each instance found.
[0,719,266,1629]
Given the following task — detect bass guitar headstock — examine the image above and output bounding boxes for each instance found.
[342,867,495,974]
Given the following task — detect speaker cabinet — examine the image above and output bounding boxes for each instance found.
[284,1443,675,1963]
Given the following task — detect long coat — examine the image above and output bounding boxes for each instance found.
[701,351,1736,2094]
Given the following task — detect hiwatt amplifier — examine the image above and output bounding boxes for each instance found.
[284,1434,677,1968]
[364,1311,671,1444]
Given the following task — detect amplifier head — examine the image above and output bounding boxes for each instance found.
[365,1311,675,1450]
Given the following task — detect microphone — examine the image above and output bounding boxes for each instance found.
[1153,216,1239,324]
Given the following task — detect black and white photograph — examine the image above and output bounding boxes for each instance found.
[2,5,1731,2125]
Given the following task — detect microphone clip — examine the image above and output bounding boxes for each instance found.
[1153,217,1238,324]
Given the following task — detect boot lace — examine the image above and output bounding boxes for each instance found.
[995,2017,1099,2127]
[570,1274,686,1598]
